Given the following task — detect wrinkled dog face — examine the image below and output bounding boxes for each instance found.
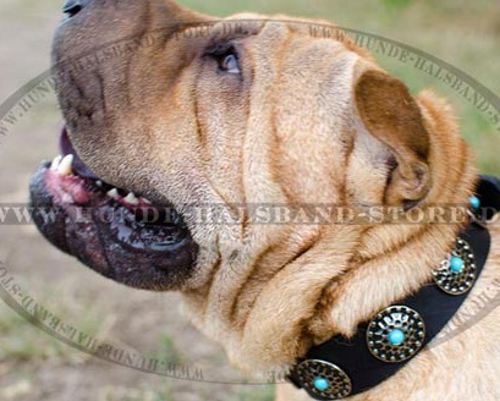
[31,0,431,296]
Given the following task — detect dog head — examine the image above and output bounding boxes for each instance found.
[31,0,475,371]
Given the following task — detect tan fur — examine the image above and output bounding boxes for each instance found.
[53,1,499,399]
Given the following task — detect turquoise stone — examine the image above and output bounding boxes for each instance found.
[387,329,405,346]
[469,196,480,209]
[450,256,464,273]
[313,376,330,391]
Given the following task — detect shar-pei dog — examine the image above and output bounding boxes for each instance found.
[29,0,500,400]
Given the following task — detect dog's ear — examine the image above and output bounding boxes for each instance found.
[354,69,431,207]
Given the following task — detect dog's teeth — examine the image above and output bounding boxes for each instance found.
[57,154,74,175]
[107,188,119,199]
[50,155,63,171]
[124,192,139,205]
[96,180,103,187]
[142,197,152,204]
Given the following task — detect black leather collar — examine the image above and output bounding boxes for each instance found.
[288,175,500,400]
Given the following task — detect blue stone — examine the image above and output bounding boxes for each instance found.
[313,377,330,391]
[387,329,405,346]
[469,196,480,209]
[450,256,464,273]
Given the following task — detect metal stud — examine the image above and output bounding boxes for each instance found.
[366,305,425,363]
[433,238,476,295]
[469,195,480,210]
[294,359,352,400]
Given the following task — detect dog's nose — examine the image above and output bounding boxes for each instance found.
[63,0,88,17]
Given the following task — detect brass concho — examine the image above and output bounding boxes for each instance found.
[366,305,425,363]
[294,359,352,400]
[433,238,476,295]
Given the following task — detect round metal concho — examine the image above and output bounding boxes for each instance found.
[295,359,352,400]
[432,238,477,295]
[366,305,425,363]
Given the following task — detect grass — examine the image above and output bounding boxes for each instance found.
[144,333,184,367]
[0,283,105,364]
[237,385,275,401]
[97,385,174,401]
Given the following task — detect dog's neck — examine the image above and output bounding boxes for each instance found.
[181,91,478,374]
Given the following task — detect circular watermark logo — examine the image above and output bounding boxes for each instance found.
[0,18,498,385]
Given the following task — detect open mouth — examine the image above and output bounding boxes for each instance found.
[29,127,198,291]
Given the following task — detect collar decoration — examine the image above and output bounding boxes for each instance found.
[288,176,499,401]
[432,238,477,295]
[366,305,425,363]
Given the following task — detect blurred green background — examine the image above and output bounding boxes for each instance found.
[0,1,498,401]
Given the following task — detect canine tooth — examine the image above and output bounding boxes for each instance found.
[124,192,139,205]
[50,155,63,171]
[58,154,74,175]
[142,197,152,204]
[96,180,103,187]
[107,188,119,199]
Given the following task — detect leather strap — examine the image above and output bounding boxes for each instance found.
[288,175,499,399]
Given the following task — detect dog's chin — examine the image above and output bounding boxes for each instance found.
[29,127,198,291]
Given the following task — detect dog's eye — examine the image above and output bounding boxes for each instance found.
[220,53,240,74]
[206,44,241,75]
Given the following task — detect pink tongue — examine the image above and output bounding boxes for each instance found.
[59,127,99,179]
